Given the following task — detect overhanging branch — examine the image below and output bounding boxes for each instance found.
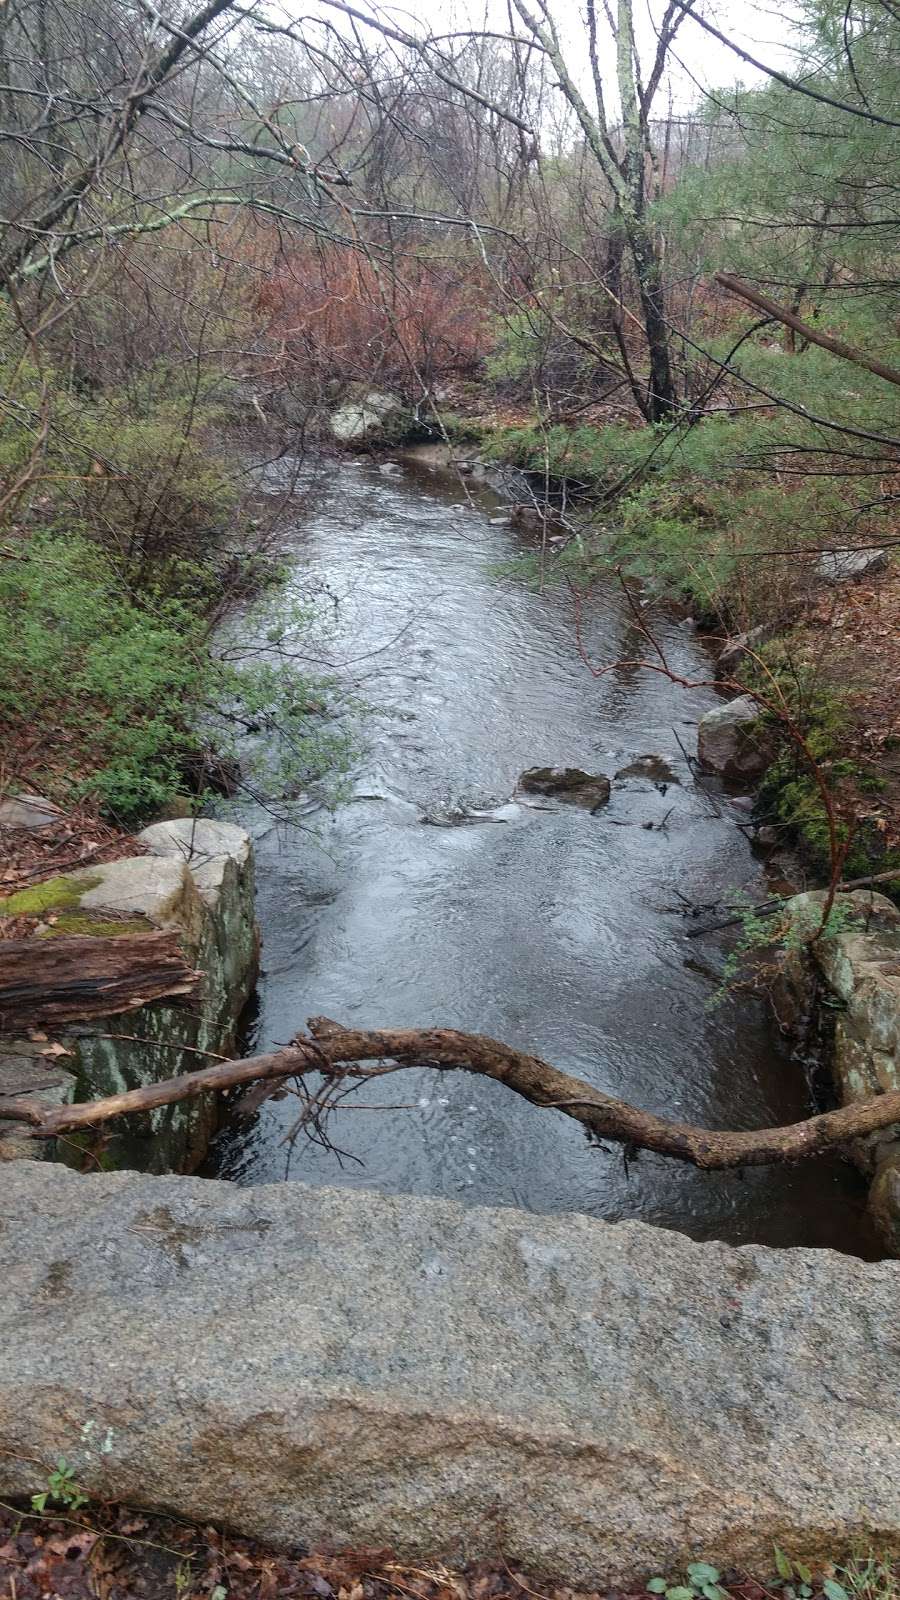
[7,1016,900,1170]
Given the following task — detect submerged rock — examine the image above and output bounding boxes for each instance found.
[518,766,611,809]
[1,1164,899,1583]
[696,696,774,784]
[614,755,679,787]
[420,802,518,827]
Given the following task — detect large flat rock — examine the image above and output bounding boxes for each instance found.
[1,1162,899,1581]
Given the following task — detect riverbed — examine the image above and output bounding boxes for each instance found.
[210,452,876,1255]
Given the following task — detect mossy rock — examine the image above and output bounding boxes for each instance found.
[0,873,101,918]
[36,912,153,938]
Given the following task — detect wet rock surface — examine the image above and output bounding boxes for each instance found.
[0,1163,898,1583]
[696,696,774,785]
[518,766,611,809]
[869,1148,900,1255]
[614,755,679,787]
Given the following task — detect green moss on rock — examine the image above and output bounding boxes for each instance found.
[0,873,101,918]
[37,912,153,938]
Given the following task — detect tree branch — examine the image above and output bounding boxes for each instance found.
[715,272,900,389]
[8,1017,900,1170]
[667,0,900,128]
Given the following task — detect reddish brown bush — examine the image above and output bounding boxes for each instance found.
[255,245,491,392]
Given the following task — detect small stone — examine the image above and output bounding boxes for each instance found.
[0,793,63,831]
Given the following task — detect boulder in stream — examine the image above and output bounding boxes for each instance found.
[696,696,774,784]
[614,755,678,787]
[330,390,408,447]
[518,766,611,809]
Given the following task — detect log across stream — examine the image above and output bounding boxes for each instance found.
[208,453,879,1256]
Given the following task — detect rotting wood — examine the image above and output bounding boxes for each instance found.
[0,933,202,1031]
[6,1014,900,1170]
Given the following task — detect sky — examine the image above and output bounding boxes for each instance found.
[630,0,804,107]
[309,0,807,115]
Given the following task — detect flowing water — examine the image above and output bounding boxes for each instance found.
[210,452,877,1255]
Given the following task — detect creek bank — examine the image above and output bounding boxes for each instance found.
[0,817,258,1172]
[2,1161,900,1585]
[780,889,900,1252]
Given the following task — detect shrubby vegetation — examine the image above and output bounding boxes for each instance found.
[0,531,354,821]
[0,303,354,823]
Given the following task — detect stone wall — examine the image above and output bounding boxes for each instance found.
[786,889,900,1252]
[0,818,258,1173]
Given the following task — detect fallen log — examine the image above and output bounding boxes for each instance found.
[715,271,900,388]
[0,933,201,1031]
[6,1015,900,1170]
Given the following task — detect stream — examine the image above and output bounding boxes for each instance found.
[210,452,876,1255]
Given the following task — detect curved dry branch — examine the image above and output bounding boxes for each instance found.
[7,1018,900,1171]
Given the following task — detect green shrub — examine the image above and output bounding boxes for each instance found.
[0,533,354,823]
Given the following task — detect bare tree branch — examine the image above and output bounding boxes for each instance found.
[715,272,900,389]
[8,1015,900,1170]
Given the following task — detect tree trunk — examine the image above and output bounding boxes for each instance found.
[629,220,678,420]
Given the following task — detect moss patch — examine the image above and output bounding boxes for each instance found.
[0,873,101,918]
[36,912,153,938]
